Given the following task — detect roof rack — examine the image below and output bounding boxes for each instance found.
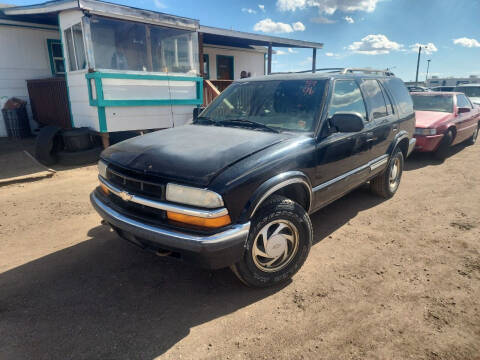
[276,67,395,76]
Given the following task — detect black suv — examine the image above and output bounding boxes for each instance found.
[91,68,416,287]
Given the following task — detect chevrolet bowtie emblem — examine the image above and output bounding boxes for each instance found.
[119,191,133,202]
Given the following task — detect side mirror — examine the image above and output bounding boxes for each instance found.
[458,107,471,114]
[330,112,365,133]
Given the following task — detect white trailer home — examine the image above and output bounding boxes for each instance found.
[0,0,323,144]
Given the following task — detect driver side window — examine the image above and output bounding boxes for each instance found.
[328,80,367,121]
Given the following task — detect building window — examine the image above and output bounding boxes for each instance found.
[47,39,65,75]
[203,54,209,79]
[64,23,86,71]
[90,15,199,74]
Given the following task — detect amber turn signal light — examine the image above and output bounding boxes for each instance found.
[167,211,231,228]
[100,183,110,195]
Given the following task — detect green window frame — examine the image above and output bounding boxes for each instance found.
[203,54,210,79]
[216,55,234,80]
[47,39,65,76]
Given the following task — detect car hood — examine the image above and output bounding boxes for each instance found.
[101,124,289,186]
[415,111,453,128]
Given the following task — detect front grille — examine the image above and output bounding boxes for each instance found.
[108,193,167,223]
[106,167,164,199]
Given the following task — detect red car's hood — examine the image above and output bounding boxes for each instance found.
[415,111,453,128]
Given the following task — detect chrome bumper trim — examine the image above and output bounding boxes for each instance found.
[407,138,416,156]
[91,192,250,248]
[99,176,228,218]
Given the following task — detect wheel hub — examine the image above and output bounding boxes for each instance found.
[265,235,287,258]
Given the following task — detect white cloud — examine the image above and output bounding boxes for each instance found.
[344,16,354,23]
[277,0,379,14]
[276,50,288,55]
[310,15,336,24]
[153,0,166,9]
[348,34,403,55]
[292,21,306,31]
[242,7,257,14]
[258,4,266,12]
[409,42,438,55]
[326,52,335,56]
[254,18,305,33]
[453,37,480,48]
[288,48,298,53]
[254,18,294,33]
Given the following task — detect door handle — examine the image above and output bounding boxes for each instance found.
[392,125,399,132]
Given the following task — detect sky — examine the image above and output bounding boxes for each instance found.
[11,0,480,81]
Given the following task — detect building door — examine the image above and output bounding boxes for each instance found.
[216,55,234,80]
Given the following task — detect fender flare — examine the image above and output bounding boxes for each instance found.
[388,130,409,156]
[239,171,313,222]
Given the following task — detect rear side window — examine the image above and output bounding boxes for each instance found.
[327,80,367,121]
[361,79,387,119]
[456,94,472,108]
[384,78,414,117]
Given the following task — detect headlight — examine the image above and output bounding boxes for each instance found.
[98,160,108,179]
[166,183,224,208]
[415,128,437,136]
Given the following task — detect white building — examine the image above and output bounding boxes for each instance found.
[0,1,323,140]
[426,75,480,88]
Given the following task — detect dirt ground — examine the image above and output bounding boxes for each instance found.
[0,140,479,360]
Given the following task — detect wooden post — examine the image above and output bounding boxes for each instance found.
[198,32,204,77]
[101,133,110,149]
[267,43,272,75]
[312,48,317,73]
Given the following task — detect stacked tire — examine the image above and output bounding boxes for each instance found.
[35,126,102,166]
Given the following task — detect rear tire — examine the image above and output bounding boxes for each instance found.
[231,195,312,288]
[467,124,478,145]
[434,129,453,160]
[370,148,404,199]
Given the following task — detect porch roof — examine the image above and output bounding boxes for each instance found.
[200,26,323,49]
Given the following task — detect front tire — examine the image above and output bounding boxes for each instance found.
[370,148,404,199]
[231,195,312,288]
[434,129,453,160]
[468,123,478,145]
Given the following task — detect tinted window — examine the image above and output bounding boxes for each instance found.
[411,94,453,113]
[384,78,414,116]
[362,80,387,119]
[201,80,327,132]
[327,80,367,121]
[379,82,394,115]
[456,94,472,108]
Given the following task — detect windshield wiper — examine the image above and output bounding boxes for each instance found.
[217,119,280,133]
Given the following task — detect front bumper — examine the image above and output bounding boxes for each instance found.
[90,191,250,269]
[414,133,444,152]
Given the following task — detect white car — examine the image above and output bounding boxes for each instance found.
[456,84,480,107]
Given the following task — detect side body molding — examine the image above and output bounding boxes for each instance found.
[240,171,313,221]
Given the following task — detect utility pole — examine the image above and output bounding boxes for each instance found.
[425,59,431,83]
[415,46,422,86]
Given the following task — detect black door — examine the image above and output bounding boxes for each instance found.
[312,79,374,210]
[360,79,397,160]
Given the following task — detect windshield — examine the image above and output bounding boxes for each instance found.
[199,79,327,132]
[411,94,453,113]
[457,86,480,98]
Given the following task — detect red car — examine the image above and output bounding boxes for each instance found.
[411,92,480,158]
